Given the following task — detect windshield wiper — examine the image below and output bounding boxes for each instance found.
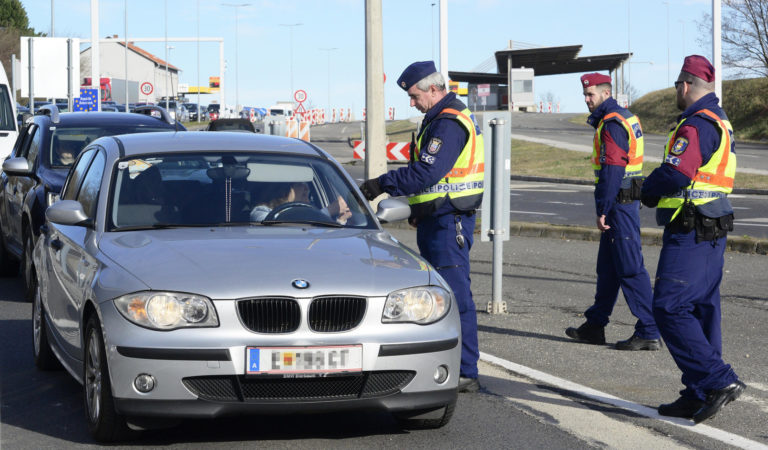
[261,219,344,228]
[112,222,209,231]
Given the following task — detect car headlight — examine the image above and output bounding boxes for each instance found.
[114,292,219,330]
[382,286,451,324]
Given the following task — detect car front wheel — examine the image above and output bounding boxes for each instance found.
[84,315,130,442]
[32,275,60,370]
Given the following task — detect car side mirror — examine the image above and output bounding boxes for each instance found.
[2,157,33,176]
[45,200,92,227]
[375,198,411,223]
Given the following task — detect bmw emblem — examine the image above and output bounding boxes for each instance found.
[292,279,310,289]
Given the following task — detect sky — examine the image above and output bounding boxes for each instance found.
[19,0,719,117]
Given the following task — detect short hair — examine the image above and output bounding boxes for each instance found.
[414,72,446,92]
[595,82,612,92]
[680,71,715,91]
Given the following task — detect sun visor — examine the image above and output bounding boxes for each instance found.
[246,163,314,182]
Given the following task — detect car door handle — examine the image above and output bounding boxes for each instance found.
[50,239,63,251]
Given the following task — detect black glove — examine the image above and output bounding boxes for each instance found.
[359,178,383,200]
[640,194,660,208]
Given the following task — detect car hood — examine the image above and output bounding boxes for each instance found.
[99,227,433,299]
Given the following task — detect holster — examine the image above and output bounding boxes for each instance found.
[617,177,644,204]
[695,213,734,243]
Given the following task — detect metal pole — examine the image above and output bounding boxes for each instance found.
[438,0,447,82]
[124,0,128,111]
[197,0,200,122]
[164,0,169,110]
[51,0,55,37]
[28,39,34,112]
[67,39,72,111]
[507,40,512,112]
[364,0,386,182]
[712,0,722,104]
[91,0,100,111]
[490,119,506,314]
[11,53,17,104]
[219,40,225,116]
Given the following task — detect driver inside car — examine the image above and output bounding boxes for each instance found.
[250,182,352,224]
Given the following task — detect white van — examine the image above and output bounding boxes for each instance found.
[0,64,19,160]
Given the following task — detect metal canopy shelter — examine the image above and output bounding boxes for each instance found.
[448,45,632,110]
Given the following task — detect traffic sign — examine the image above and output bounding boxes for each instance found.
[73,88,98,112]
[478,84,491,97]
[140,82,154,96]
[294,89,307,103]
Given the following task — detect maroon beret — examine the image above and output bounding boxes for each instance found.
[681,55,715,82]
[580,73,612,88]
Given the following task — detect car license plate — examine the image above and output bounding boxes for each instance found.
[246,345,363,375]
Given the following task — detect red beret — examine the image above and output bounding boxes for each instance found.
[580,73,612,88]
[681,55,715,82]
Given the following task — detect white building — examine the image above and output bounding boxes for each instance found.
[80,35,180,104]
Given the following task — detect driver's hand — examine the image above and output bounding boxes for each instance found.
[329,196,352,224]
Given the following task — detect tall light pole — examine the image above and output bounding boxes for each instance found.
[663,1,670,86]
[167,45,175,100]
[223,3,250,113]
[280,23,303,98]
[431,2,436,61]
[319,47,337,114]
[164,0,168,110]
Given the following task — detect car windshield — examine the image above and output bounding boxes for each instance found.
[207,104,220,111]
[108,152,375,231]
[49,126,174,168]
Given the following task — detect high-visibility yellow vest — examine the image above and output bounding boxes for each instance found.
[591,109,644,184]
[657,108,736,222]
[408,105,485,212]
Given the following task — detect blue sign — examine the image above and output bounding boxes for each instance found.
[74,88,99,112]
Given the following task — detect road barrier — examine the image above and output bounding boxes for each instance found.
[352,140,410,161]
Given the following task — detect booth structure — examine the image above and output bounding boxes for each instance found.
[449,44,632,111]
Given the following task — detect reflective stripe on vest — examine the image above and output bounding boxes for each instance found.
[409,105,485,210]
[657,108,736,220]
[591,110,644,184]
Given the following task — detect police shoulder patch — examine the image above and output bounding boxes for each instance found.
[670,137,689,155]
[427,137,442,154]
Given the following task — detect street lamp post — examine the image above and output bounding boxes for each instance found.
[223,3,250,114]
[167,45,175,100]
[319,47,337,115]
[280,23,303,98]
[663,1,670,87]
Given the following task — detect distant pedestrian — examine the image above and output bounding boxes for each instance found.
[359,61,484,393]
[565,72,661,351]
[641,55,744,423]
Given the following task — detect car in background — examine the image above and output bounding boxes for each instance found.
[160,101,189,122]
[32,131,460,441]
[184,103,207,121]
[205,118,258,132]
[0,105,183,298]
[206,103,221,121]
[1,65,19,160]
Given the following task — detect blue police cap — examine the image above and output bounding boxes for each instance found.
[397,61,437,91]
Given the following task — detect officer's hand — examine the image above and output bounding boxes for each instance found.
[641,194,660,208]
[359,178,383,201]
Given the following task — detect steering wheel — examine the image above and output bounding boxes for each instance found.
[263,202,317,221]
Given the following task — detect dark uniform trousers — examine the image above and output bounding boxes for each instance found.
[586,201,658,339]
[653,229,739,400]
[416,212,479,379]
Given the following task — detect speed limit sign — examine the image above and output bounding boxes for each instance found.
[140,82,154,96]
[294,89,307,103]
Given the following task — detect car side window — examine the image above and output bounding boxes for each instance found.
[17,123,37,159]
[61,149,96,201]
[25,124,42,165]
[76,150,105,218]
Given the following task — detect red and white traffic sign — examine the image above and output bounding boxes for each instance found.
[294,89,307,103]
[140,82,154,96]
[477,84,490,97]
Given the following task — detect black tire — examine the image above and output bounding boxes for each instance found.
[84,315,131,442]
[32,275,60,370]
[0,228,20,277]
[395,397,457,429]
[22,231,35,301]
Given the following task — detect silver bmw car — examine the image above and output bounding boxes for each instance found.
[32,131,460,442]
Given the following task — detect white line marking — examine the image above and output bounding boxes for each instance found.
[735,218,768,223]
[510,210,557,216]
[480,351,768,450]
[734,222,768,228]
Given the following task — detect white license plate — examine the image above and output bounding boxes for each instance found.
[246,345,363,375]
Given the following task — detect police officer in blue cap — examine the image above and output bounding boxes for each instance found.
[360,61,485,393]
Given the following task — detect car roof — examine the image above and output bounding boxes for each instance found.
[109,131,327,158]
[36,111,176,128]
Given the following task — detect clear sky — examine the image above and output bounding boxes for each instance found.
[20,0,717,117]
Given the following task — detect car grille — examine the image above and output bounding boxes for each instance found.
[182,371,415,401]
[308,297,366,332]
[237,298,301,333]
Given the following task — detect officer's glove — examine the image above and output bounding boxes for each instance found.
[640,194,660,208]
[359,178,383,200]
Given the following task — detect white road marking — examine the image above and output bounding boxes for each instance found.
[510,210,557,216]
[735,218,768,223]
[734,222,768,228]
[546,201,585,206]
[480,351,768,450]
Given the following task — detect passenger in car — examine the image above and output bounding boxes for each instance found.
[250,182,351,224]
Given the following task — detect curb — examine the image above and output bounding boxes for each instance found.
[383,221,768,256]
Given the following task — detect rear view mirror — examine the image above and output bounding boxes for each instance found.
[46,200,90,226]
[375,198,411,223]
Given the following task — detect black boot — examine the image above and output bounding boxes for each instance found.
[615,334,662,351]
[658,396,705,418]
[565,322,605,345]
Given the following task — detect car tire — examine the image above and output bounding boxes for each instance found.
[32,275,61,370]
[0,228,20,277]
[84,315,131,442]
[395,397,456,429]
[22,231,35,301]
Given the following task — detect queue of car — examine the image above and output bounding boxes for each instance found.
[1,99,461,442]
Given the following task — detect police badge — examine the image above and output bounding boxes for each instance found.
[670,137,689,155]
[427,138,442,154]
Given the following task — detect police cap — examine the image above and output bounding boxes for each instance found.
[681,55,715,82]
[397,61,437,91]
[580,73,612,88]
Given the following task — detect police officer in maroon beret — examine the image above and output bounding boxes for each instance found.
[565,73,660,351]
[359,61,484,393]
[641,55,744,423]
